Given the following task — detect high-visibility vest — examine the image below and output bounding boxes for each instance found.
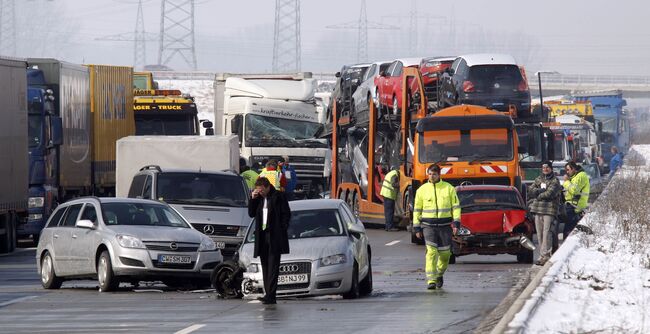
[240,170,258,190]
[413,180,461,227]
[563,170,590,212]
[259,169,281,189]
[380,170,399,200]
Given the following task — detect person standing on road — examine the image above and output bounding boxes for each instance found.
[279,156,297,200]
[258,160,287,192]
[380,166,400,231]
[562,161,590,237]
[527,161,562,266]
[413,164,461,290]
[240,158,259,191]
[608,146,623,178]
[248,177,291,305]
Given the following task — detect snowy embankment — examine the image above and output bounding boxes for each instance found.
[155,77,216,127]
[510,145,650,333]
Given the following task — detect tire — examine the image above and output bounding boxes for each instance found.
[211,260,243,299]
[0,215,15,253]
[97,250,119,292]
[40,251,63,289]
[359,250,373,296]
[342,262,360,299]
[517,249,534,264]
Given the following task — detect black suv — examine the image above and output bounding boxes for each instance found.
[438,54,531,118]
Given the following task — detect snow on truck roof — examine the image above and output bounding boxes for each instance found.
[458,53,518,67]
[224,77,317,101]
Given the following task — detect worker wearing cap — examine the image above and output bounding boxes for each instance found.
[258,160,286,192]
[380,166,400,231]
[413,164,461,290]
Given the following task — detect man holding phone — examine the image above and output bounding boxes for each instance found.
[248,177,291,304]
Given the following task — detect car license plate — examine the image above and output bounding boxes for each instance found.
[158,254,191,264]
[207,237,226,249]
[278,274,308,285]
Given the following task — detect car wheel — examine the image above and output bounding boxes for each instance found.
[41,251,63,289]
[359,251,372,296]
[342,262,360,299]
[517,249,534,264]
[211,260,243,299]
[448,254,456,264]
[97,250,119,292]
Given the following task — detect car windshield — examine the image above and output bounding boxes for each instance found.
[156,173,248,207]
[467,65,523,92]
[582,164,600,180]
[418,128,513,162]
[101,202,190,227]
[458,189,523,212]
[245,209,346,242]
[516,125,543,163]
[245,114,326,148]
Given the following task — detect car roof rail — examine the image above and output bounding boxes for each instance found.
[139,165,162,172]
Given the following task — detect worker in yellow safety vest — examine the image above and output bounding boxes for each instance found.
[380,166,400,231]
[258,160,286,191]
[413,164,461,290]
[562,161,590,237]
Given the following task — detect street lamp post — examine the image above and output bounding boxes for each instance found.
[535,71,560,122]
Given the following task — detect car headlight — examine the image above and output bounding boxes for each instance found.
[28,214,43,221]
[457,226,472,236]
[236,226,248,238]
[320,254,347,266]
[246,263,259,273]
[28,197,45,208]
[198,237,216,252]
[116,235,145,249]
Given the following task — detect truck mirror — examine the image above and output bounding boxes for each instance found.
[48,116,63,147]
[335,72,341,78]
[201,121,213,129]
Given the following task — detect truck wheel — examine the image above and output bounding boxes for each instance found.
[41,251,63,289]
[97,251,119,292]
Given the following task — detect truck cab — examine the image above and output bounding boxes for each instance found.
[127,165,250,258]
[133,89,199,135]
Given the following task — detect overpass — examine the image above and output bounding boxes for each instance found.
[528,73,650,98]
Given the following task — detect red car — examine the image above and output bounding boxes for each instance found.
[419,56,455,104]
[374,58,421,115]
[452,185,535,263]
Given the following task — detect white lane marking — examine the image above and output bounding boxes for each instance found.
[0,295,37,307]
[248,300,260,304]
[385,240,401,246]
[174,324,206,334]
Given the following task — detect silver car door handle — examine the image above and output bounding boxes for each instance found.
[53,234,59,239]
[72,234,78,239]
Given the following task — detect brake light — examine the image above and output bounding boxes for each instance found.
[517,80,528,92]
[462,81,475,92]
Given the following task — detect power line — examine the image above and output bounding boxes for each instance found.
[272,0,301,73]
[158,0,197,70]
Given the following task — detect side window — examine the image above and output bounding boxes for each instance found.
[392,62,403,77]
[142,175,152,199]
[456,59,468,78]
[61,204,83,227]
[128,174,146,198]
[339,204,357,228]
[46,207,67,228]
[364,64,376,81]
[450,58,462,74]
[386,62,397,76]
[80,204,98,223]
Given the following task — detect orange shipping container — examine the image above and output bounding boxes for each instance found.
[87,64,134,188]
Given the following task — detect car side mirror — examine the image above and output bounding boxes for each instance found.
[76,219,95,229]
[335,71,341,78]
[348,223,364,237]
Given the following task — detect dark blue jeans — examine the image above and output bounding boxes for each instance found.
[563,204,582,236]
[384,198,395,230]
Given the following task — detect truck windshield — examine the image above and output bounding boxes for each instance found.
[553,135,566,161]
[156,173,248,207]
[28,115,42,148]
[516,125,542,163]
[598,116,617,134]
[135,114,197,135]
[245,114,326,147]
[418,128,513,162]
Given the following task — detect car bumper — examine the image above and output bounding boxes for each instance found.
[453,233,529,256]
[459,94,530,114]
[112,247,222,278]
[243,260,354,298]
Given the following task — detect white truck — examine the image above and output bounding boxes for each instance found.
[214,73,330,198]
[116,135,248,258]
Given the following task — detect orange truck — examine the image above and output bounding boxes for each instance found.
[330,67,523,242]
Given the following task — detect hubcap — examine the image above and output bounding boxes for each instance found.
[41,256,51,284]
[98,257,107,286]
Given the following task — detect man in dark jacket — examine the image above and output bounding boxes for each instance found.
[527,161,562,265]
[248,177,291,304]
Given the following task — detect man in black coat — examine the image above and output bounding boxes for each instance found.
[248,177,291,304]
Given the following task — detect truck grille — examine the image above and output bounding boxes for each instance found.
[191,224,240,237]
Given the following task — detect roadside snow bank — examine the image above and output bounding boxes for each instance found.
[513,145,650,334]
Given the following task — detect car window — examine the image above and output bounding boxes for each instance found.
[339,203,358,229]
[458,190,523,212]
[379,63,391,75]
[46,207,67,228]
[80,204,98,223]
[364,64,376,81]
[392,62,403,76]
[386,62,397,76]
[128,174,146,198]
[467,65,523,90]
[61,204,83,227]
[450,58,462,73]
[102,202,189,228]
[456,59,468,78]
[142,175,152,199]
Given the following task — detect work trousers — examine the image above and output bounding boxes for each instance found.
[422,225,452,284]
[259,231,281,302]
[534,214,554,258]
[383,198,396,230]
[563,204,582,237]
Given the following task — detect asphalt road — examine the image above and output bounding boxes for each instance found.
[0,229,533,334]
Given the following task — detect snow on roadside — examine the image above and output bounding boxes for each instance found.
[523,145,650,334]
[155,79,215,126]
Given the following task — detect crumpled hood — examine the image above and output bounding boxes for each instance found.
[461,209,527,234]
[170,204,249,227]
[239,236,350,266]
[107,225,204,243]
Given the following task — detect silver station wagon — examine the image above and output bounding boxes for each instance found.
[36,197,222,292]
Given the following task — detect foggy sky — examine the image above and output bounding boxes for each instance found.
[7,0,650,76]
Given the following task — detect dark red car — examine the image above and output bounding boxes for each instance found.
[374,58,421,115]
[452,185,535,263]
[419,56,455,103]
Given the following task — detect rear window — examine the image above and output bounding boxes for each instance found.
[458,189,522,211]
[467,65,523,91]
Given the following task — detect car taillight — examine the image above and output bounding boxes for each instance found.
[462,81,475,92]
[517,80,528,92]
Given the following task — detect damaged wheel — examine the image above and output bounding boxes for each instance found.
[211,260,243,299]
